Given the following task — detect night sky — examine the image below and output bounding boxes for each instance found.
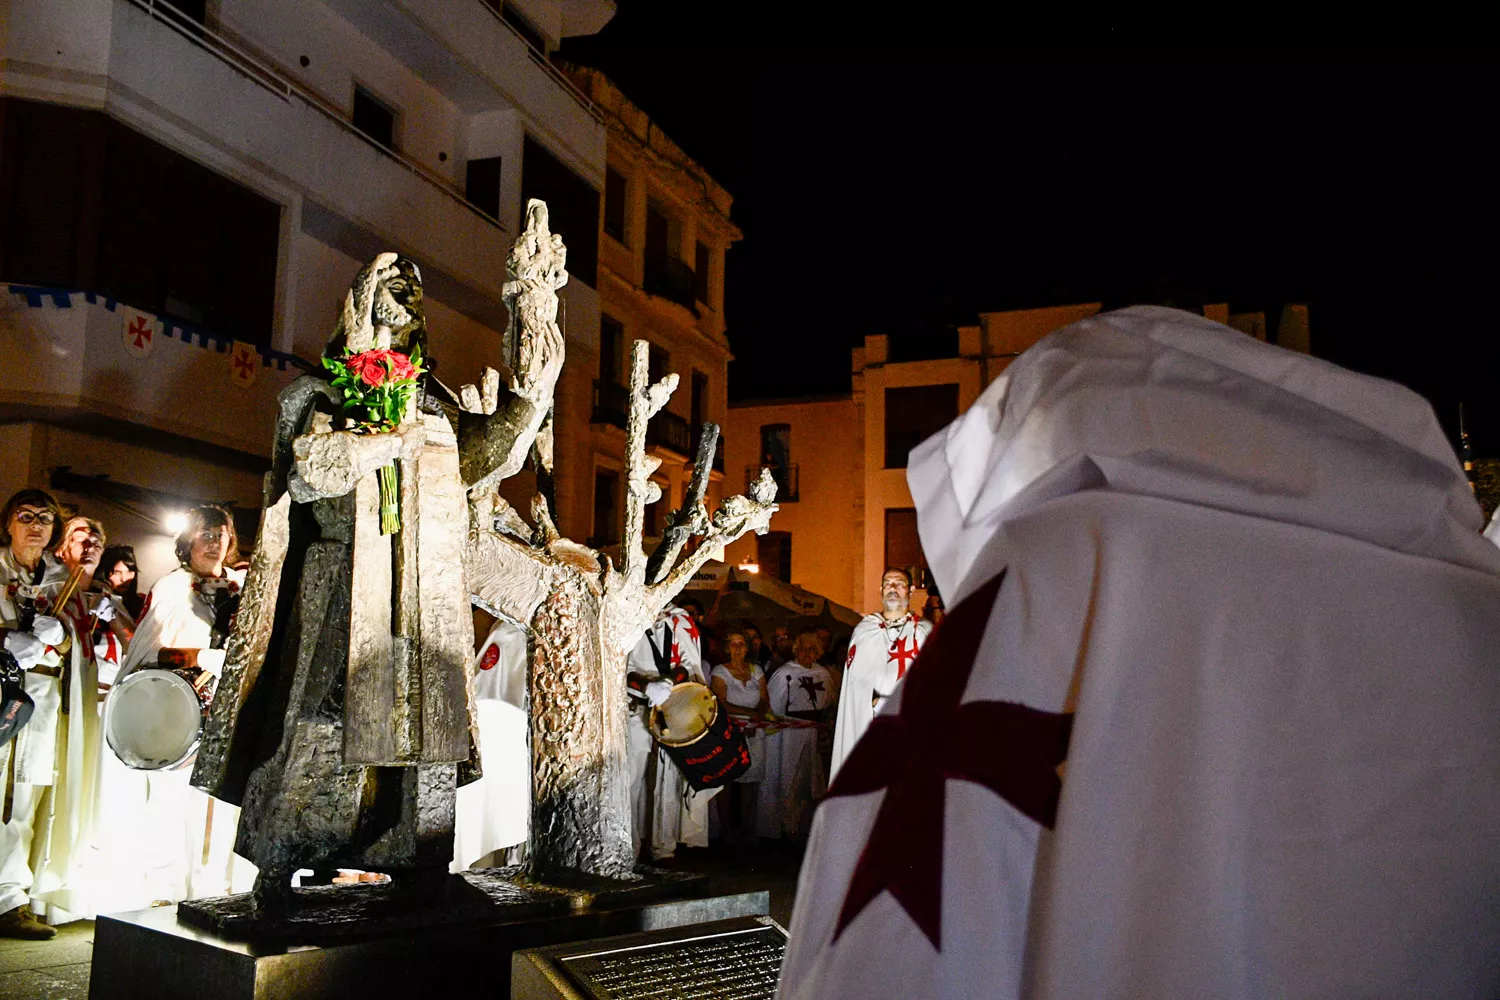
[560,5,1498,453]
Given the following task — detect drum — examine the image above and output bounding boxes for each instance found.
[648,682,751,790]
[104,668,207,770]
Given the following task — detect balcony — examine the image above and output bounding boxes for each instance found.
[643,256,699,314]
[591,380,695,459]
[748,464,798,503]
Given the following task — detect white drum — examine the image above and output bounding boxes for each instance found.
[104,668,206,770]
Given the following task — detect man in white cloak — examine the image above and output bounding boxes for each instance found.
[778,306,1500,1000]
[626,604,714,860]
[452,619,529,871]
[829,568,931,782]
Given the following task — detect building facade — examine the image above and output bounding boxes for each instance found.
[0,0,614,583]
[558,64,741,557]
[726,302,1312,614]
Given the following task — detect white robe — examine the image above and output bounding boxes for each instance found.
[779,306,1500,1000]
[829,613,931,782]
[0,551,100,921]
[626,607,715,859]
[452,621,529,871]
[91,565,254,910]
[757,661,832,838]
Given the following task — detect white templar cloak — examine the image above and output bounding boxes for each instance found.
[778,306,1500,1000]
[626,607,714,858]
[453,620,529,871]
[829,612,930,782]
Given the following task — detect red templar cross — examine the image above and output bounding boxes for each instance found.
[827,571,1074,951]
[886,635,918,679]
[126,315,153,349]
[677,613,699,644]
[231,350,257,379]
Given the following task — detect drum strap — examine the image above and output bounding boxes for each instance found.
[2,742,15,825]
[645,623,688,684]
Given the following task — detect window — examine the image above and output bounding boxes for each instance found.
[758,531,792,584]
[592,468,620,546]
[520,135,599,287]
[884,383,959,468]
[694,240,710,304]
[600,314,623,385]
[644,479,668,538]
[0,98,280,347]
[884,508,929,586]
[648,342,670,385]
[604,166,627,243]
[352,86,397,151]
[691,370,709,433]
[760,424,791,499]
[465,156,502,221]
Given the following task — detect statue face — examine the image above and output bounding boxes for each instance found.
[372,259,424,351]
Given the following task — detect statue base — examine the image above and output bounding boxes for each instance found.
[88,868,769,1000]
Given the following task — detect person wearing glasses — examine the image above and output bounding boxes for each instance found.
[0,488,98,939]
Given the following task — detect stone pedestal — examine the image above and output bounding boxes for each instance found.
[88,870,768,1000]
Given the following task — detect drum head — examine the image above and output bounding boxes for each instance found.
[105,669,202,770]
[650,682,719,747]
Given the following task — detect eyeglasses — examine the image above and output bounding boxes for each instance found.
[13,511,57,526]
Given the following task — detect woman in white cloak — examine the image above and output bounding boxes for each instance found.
[756,630,833,839]
[92,505,255,909]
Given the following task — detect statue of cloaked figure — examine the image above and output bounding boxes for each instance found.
[191,203,566,911]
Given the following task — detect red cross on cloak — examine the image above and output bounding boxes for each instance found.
[231,350,257,378]
[678,614,700,644]
[886,635,918,679]
[826,571,1074,951]
[669,641,684,670]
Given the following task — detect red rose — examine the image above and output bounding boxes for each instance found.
[345,349,417,388]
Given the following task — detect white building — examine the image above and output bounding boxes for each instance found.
[0,0,613,583]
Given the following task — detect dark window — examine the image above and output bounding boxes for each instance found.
[691,370,709,432]
[592,468,620,546]
[884,508,929,586]
[600,313,623,385]
[603,166,627,243]
[502,3,547,53]
[0,101,91,286]
[520,135,598,287]
[352,86,396,150]
[694,240,710,303]
[645,201,668,258]
[465,156,502,220]
[884,383,959,468]
[0,98,280,347]
[644,480,667,538]
[648,342,670,385]
[758,531,792,584]
[760,423,791,498]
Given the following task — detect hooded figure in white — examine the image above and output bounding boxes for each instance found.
[778,306,1500,1000]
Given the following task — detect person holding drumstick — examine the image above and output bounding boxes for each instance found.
[98,504,253,909]
[0,488,98,938]
[709,628,769,845]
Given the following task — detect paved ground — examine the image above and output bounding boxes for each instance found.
[0,841,806,999]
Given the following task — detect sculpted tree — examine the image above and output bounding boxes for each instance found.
[465,331,778,881]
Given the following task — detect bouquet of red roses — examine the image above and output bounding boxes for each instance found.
[322,346,426,534]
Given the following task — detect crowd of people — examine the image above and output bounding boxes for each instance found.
[0,489,251,938]
[619,570,938,862]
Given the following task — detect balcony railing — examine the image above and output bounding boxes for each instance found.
[644,255,699,313]
[126,0,508,234]
[591,379,695,458]
[748,464,798,502]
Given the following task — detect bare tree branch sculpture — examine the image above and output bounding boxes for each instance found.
[465,267,777,878]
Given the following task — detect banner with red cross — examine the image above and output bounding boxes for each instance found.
[120,306,160,357]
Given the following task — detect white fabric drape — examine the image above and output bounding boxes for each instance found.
[779,306,1500,1000]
